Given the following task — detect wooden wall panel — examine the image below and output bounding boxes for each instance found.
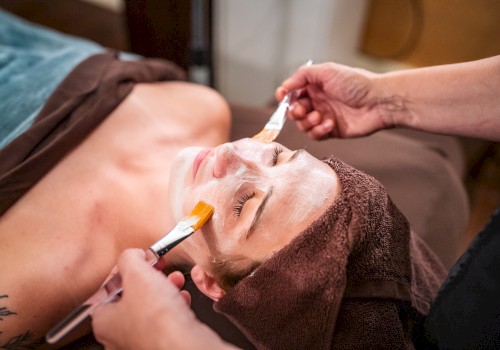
[360,0,500,66]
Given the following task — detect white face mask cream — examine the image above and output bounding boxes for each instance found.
[168,147,204,221]
[168,139,339,263]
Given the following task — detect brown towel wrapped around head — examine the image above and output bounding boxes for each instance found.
[214,156,446,349]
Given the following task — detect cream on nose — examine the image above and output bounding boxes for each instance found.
[213,145,241,178]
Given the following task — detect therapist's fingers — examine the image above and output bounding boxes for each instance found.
[294,110,322,131]
[180,290,192,306]
[288,102,306,121]
[92,249,234,350]
[275,86,288,102]
[280,68,308,91]
[288,97,312,120]
[86,251,139,306]
[115,250,192,306]
[91,294,125,348]
[110,250,189,304]
[119,249,182,300]
[92,249,187,346]
[281,64,327,93]
[166,271,191,305]
[307,119,335,140]
[167,270,185,288]
[277,81,310,103]
[92,290,130,349]
[118,248,159,278]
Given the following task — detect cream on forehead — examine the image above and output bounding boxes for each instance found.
[219,148,336,244]
[283,163,335,223]
[177,142,337,256]
[261,154,336,229]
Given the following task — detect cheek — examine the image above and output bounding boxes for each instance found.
[191,213,241,261]
[210,209,228,246]
[183,181,218,214]
[183,180,233,236]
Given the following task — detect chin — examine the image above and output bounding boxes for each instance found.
[168,147,203,221]
[172,147,204,184]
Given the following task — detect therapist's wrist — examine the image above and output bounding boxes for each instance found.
[373,73,414,130]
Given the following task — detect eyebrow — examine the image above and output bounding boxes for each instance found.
[245,149,304,238]
[247,186,274,238]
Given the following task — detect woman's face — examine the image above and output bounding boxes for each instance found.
[168,138,339,268]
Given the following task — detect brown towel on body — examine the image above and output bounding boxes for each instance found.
[215,156,447,349]
[0,51,184,216]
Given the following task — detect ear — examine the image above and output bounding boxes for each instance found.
[190,265,226,301]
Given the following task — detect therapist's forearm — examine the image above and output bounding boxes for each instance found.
[374,55,500,141]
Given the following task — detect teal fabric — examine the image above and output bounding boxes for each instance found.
[0,8,104,148]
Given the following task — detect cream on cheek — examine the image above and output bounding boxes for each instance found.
[195,170,271,253]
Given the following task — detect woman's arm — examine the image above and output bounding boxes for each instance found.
[278,55,500,141]
[376,55,500,141]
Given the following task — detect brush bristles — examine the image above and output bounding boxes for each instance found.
[188,201,214,231]
[252,128,279,143]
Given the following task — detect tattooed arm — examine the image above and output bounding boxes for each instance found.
[0,295,44,349]
[0,222,110,350]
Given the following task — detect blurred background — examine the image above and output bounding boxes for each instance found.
[3,0,500,104]
[1,0,499,251]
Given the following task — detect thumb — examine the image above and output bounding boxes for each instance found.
[282,62,319,90]
[91,301,122,344]
[282,69,309,92]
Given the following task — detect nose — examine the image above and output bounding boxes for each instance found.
[213,144,259,178]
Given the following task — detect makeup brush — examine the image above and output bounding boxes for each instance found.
[252,59,313,143]
[45,201,214,344]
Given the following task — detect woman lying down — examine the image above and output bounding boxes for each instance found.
[0,11,445,350]
[0,57,446,350]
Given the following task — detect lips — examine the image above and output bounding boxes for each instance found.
[192,148,212,179]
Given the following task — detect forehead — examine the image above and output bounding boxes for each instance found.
[231,138,289,154]
[233,139,337,218]
[266,155,336,219]
[242,153,338,257]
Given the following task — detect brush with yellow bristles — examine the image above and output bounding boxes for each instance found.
[46,201,214,344]
[252,59,313,143]
[149,201,214,259]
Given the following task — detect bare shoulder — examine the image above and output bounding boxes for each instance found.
[128,81,231,145]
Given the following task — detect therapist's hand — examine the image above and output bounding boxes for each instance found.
[276,62,388,140]
[91,249,236,350]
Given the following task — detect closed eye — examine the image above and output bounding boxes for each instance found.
[272,146,283,165]
[233,191,255,217]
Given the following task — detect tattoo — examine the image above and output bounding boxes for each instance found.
[0,296,16,321]
[0,331,43,349]
[380,95,406,111]
[0,295,43,349]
